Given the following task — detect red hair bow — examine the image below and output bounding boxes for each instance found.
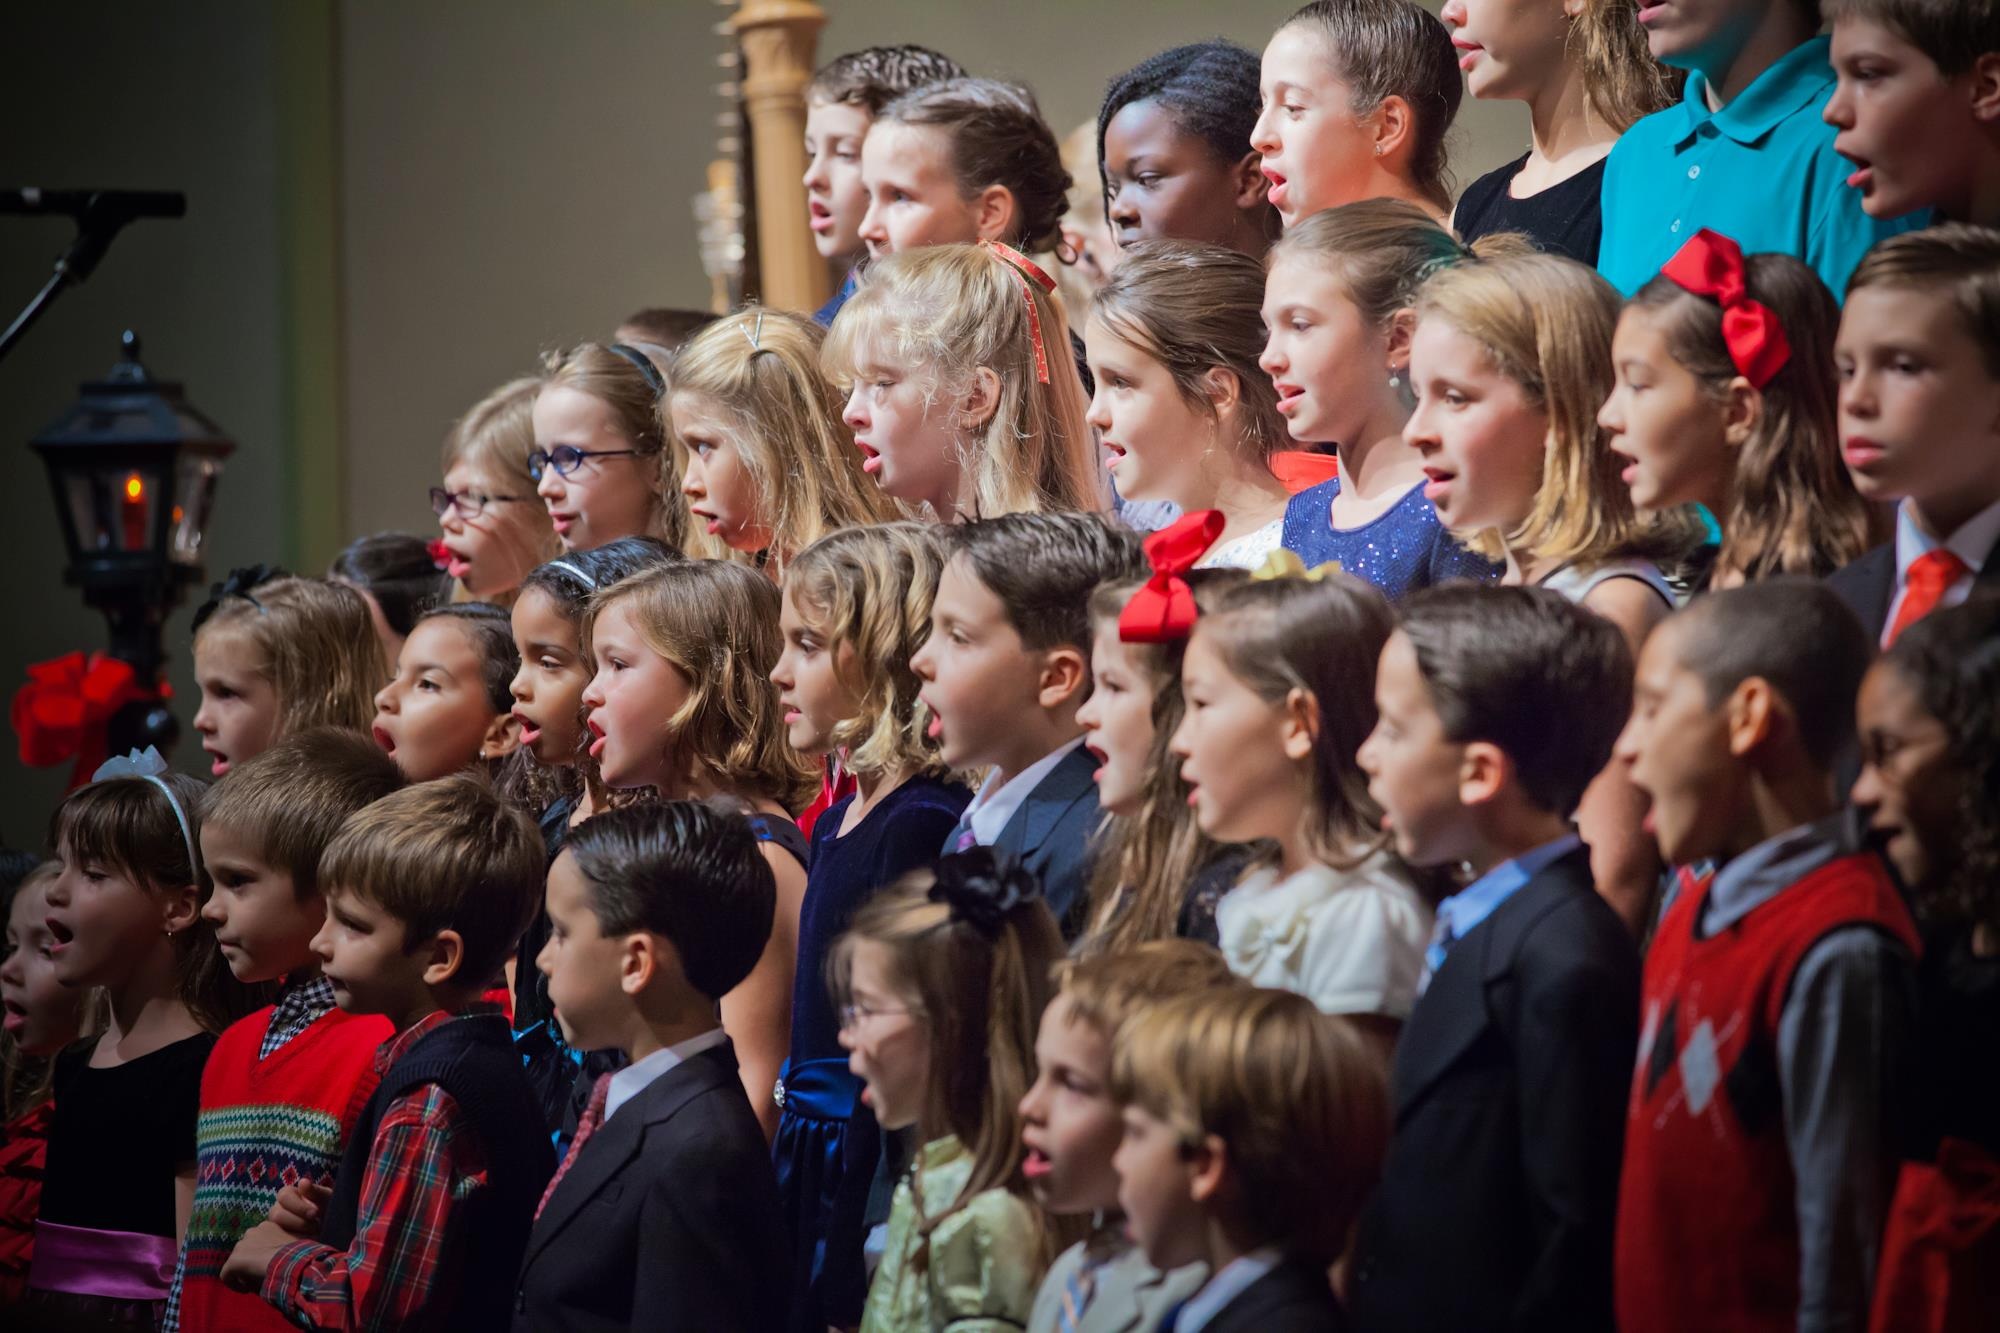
[11,651,141,788]
[1119,510,1225,644]
[981,240,1059,385]
[1658,228,1792,389]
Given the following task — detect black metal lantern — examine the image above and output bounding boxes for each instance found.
[30,330,233,756]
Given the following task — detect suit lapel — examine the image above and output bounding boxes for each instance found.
[1841,545,1896,641]
[993,746,1097,864]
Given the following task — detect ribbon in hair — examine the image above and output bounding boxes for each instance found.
[1250,549,1342,583]
[1119,509,1225,644]
[980,240,1058,385]
[192,564,285,633]
[11,651,142,788]
[608,342,665,398]
[928,847,1042,937]
[546,559,595,589]
[91,746,198,874]
[1658,228,1791,389]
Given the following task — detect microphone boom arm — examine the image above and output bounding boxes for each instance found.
[0,190,186,363]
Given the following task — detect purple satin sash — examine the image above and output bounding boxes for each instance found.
[26,1219,176,1300]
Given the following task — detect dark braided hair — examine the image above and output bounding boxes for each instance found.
[1095,41,1266,217]
[810,44,966,115]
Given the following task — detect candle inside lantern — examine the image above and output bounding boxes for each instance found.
[121,471,146,550]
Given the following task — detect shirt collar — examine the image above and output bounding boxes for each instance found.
[604,1026,728,1123]
[1173,1245,1285,1333]
[1674,36,1834,148]
[1702,809,1860,934]
[374,1007,460,1073]
[965,736,1087,846]
[1895,494,2000,582]
[1436,832,1583,945]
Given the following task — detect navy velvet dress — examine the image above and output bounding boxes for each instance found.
[1280,478,1502,602]
[772,776,970,1333]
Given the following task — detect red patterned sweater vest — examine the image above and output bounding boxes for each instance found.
[166,1004,391,1332]
[1615,852,1917,1333]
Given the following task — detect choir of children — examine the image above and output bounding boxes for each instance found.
[8,6,2000,1331]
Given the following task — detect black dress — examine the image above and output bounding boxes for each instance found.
[1454,153,1607,267]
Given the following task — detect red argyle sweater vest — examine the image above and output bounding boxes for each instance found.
[167,1004,392,1333]
[1615,852,1917,1333]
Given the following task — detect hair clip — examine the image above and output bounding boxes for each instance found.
[546,558,595,589]
[1250,549,1341,583]
[1659,228,1791,388]
[91,746,198,874]
[1120,509,1224,644]
[929,847,1041,937]
[739,309,766,355]
[608,342,666,398]
[192,563,285,633]
[979,240,1058,385]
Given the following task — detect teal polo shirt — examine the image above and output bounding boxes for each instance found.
[1598,37,1927,298]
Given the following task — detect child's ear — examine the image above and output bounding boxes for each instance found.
[1970,53,2000,124]
[1037,646,1090,713]
[1720,376,1763,448]
[420,928,466,988]
[958,366,1004,432]
[1186,1132,1230,1205]
[973,184,1021,245]
[625,932,689,997]
[1457,740,1511,809]
[162,883,203,937]
[1385,308,1417,375]
[1724,676,1784,760]
[479,711,522,761]
[1281,686,1321,762]
[1370,94,1415,165]
[1199,366,1243,420]
[1231,149,1269,210]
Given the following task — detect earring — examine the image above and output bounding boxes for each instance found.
[1374,144,1384,157]
[1387,372,1402,389]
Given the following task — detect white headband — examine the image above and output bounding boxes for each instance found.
[91,747,198,874]
[547,559,595,589]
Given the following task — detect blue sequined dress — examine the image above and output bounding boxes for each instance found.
[1280,477,1502,600]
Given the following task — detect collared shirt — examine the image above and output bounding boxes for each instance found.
[1598,37,1925,298]
[260,973,338,1060]
[1882,495,2000,646]
[963,736,1087,848]
[603,1026,728,1124]
[1420,832,1583,987]
[1172,1245,1283,1333]
[262,1007,497,1332]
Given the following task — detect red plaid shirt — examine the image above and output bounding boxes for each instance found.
[260,1009,492,1332]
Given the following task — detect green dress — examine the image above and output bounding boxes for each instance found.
[861,1136,1046,1332]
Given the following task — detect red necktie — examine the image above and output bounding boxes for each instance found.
[535,1072,611,1220]
[1886,549,1970,646]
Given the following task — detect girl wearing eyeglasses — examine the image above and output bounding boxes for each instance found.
[433,376,558,604]
[531,343,697,555]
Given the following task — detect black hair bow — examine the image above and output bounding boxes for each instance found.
[192,563,289,632]
[929,847,1042,937]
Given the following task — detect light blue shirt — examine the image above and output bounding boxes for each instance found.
[1883,495,2000,646]
[1172,1245,1283,1333]
[1420,832,1583,987]
[963,736,1087,847]
[1597,37,1926,299]
[602,1025,728,1123]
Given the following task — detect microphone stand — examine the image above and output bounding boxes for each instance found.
[0,191,185,362]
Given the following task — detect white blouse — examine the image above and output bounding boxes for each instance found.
[1197,518,1285,571]
[1215,850,1433,1020]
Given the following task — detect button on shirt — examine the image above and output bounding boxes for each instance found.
[1598,37,1926,298]
[1420,833,1584,991]
[1882,496,2000,647]
[603,1026,729,1123]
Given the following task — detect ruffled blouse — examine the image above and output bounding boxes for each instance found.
[861,1135,1046,1333]
[1216,852,1433,1020]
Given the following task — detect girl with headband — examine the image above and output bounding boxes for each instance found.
[1599,228,1872,588]
[26,751,262,1325]
[533,342,704,557]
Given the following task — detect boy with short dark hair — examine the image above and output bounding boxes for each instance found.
[513,802,788,1332]
[1832,225,2000,643]
[1824,0,2000,226]
[220,776,554,1330]
[805,44,966,325]
[1350,584,1640,1331]
[910,512,1146,934]
[1612,580,1919,1333]
[166,728,404,1333]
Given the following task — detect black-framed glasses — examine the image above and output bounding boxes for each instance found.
[837,1002,919,1032]
[527,445,642,480]
[429,487,533,519]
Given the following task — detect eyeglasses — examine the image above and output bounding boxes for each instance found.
[429,487,533,519]
[527,445,642,480]
[838,1002,919,1031]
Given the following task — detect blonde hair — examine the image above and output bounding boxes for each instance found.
[669,308,899,566]
[194,576,386,739]
[1054,938,1240,1039]
[824,243,1107,519]
[1415,248,1706,566]
[829,864,1070,1267]
[1111,985,1390,1266]
[590,561,816,813]
[783,522,949,782]
[540,342,691,554]
[1574,0,1683,131]
[441,376,561,600]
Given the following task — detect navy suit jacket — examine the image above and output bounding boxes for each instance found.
[1198,1259,1349,1333]
[985,744,1102,938]
[512,1040,788,1333]
[1828,538,2000,642]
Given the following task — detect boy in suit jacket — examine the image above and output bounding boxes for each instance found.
[1612,582,1917,1333]
[1110,986,1389,1333]
[913,513,1146,935]
[513,802,789,1333]
[1350,586,1641,1333]
[1830,226,2000,646]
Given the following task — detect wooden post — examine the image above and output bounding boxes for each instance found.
[731,0,828,313]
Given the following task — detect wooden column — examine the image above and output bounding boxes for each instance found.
[731,0,828,313]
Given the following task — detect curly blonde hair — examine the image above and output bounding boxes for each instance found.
[194,576,386,739]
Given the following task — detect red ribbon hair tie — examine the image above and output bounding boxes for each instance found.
[1119,510,1226,644]
[1658,228,1792,389]
[981,240,1058,385]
